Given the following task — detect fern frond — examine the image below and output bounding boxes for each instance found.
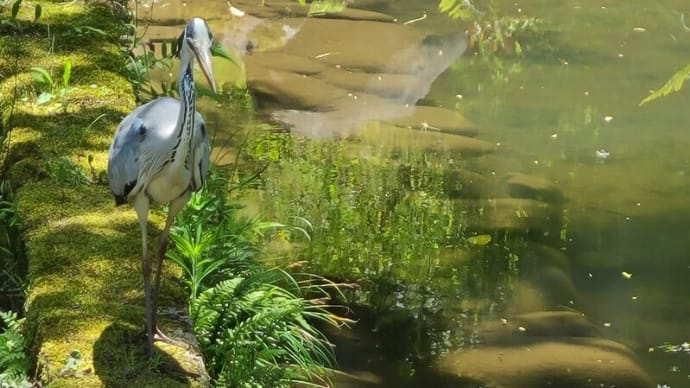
[0,310,30,384]
[640,63,690,105]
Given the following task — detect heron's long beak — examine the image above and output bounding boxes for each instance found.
[192,41,217,93]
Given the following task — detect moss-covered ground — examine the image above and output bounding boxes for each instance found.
[1,1,206,386]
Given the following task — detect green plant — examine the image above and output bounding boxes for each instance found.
[640,63,690,105]
[437,0,544,83]
[30,60,73,108]
[439,0,541,56]
[0,0,41,33]
[438,0,477,20]
[0,310,31,387]
[191,272,343,387]
[308,0,345,16]
[169,167,349,386]
[56,349,88,378]
[122,36,176,101]
[244,129,531,363]
[0,181,25,310]
[72,25,106,37]
[45,156,89,186]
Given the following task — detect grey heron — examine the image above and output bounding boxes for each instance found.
[107,17,215,356]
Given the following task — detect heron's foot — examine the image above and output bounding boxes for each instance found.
[153,326,190,350]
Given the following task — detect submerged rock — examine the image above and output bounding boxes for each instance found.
[481,311,601,342]
[234,0,396,23]
[315,68,428,102]
[437,310,651,388]
[506,172,565,203]
[248,67,349,111]
[512,243,577,310]
[517,266,578,309]
[245,51,328,76]
[310,7,396,23]
[437,336,652,388]
[235,9,472,141]
[352,123,495,155]
[278,18,433,73]
[390,105,480,137]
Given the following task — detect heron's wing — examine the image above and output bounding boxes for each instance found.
[107,112,145,205]
[107,97,181,204]
[191,112,210,191]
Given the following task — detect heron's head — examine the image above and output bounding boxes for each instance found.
[177,17,217,93]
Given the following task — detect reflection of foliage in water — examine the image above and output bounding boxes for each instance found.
[246,129,527,364]
[439,0,546,84]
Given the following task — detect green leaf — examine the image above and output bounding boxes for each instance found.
[36,92,54,105]
[196,84,223,102]
[74,25,106,36]
[34,4,41,21]
[438,0,473,20]
[640,62,690,106]
[30,67,53,87]
[308,0,345,16]
[514,40,522,55]
[11,0,22,19]
[58,87,73,98]
[211,42,238,66]
[62,60,72,87]
[468,234,492,246]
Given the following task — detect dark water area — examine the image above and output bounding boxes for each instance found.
[136,0,690,386]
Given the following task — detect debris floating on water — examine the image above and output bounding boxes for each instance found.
[595,149,610,160]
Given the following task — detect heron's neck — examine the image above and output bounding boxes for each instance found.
[171,59,196,172]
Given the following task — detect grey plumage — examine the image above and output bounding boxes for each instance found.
[107,97,210,206]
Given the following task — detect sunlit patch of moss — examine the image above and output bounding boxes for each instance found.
[1,1,207,386]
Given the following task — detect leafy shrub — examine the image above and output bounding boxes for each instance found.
[0,310,30,387]
[0,181,25,311]
[170,168,348,387]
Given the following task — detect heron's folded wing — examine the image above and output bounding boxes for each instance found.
[107,114,145,204]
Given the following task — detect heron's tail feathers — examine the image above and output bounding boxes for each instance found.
[114,195,128,206]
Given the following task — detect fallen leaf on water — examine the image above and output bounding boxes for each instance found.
[468,234,492,246]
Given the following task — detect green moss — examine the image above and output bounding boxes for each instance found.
[1,1,206,386]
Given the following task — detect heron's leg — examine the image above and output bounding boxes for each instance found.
[133,195,154,357]
[151,192,190,344]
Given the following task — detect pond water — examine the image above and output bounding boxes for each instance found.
[137,0,690,386]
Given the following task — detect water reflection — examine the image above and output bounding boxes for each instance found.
[134,0,690,386]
